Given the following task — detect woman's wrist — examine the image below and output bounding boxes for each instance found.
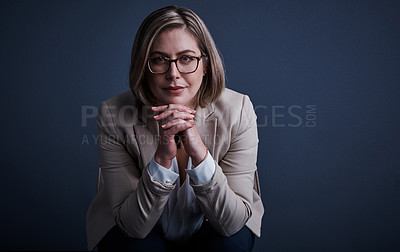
[154,155,172,169]
[191,145,208,167]
[154,150,173,169]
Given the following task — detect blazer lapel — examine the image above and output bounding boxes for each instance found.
[133,106,159,171]
[195,103,217,157]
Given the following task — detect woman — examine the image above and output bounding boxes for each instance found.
[86,5,264,252]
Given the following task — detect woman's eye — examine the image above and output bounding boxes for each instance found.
[155,57,166,62]
[151,57,167,65]
[180,56,194,62]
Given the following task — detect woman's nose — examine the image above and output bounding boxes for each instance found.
[166,61,181,79]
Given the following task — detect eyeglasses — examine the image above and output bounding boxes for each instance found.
[147,55,204,74]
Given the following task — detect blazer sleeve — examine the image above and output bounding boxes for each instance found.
[190,95,258,236]
[97,101,174,239]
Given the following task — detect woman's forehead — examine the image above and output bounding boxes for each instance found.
[150,28,201,55]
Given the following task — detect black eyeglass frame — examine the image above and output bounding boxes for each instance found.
[147,55,204,74]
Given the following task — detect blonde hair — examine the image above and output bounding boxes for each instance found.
[129,6,225,107]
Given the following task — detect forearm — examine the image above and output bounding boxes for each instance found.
[190,95,259,236]
[97,101,176,238]
[113,165,174,238]
[190,162,254,236]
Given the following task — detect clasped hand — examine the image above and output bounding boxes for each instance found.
[152,104,207,169]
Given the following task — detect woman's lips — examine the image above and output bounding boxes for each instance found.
[164,86,185,94]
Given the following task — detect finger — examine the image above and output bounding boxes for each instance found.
[151,105,168,112]
[153,109,174,120]
[152,104,196,115]
[161,118,189,129]
[162,120,195,136]
[154,110,194,121]
[161,119,195,131]
[167,104,196,114]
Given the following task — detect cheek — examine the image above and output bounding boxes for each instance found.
[190,64,206,87]
[186,74,203,90]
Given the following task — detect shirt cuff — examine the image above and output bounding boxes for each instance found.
[186,151,215,184]
[149,157,179,186]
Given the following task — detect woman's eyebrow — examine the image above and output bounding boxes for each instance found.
[149,49,197,57]
[176,49,197,55]
[149,51,167,56]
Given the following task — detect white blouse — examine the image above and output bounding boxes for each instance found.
[148,152,215,241]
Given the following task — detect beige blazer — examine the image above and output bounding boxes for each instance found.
[86,88,264,250]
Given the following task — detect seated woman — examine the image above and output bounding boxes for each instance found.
[86,5,264,252]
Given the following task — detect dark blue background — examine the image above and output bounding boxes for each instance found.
[1,0,399,251]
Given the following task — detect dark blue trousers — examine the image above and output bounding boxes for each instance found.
[97,220,255,252]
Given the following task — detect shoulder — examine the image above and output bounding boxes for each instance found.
[101,90,138,109]
[204,89,258,160]
[213,88,255,118]
[206,88,257,137]
[97,90,142,127]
